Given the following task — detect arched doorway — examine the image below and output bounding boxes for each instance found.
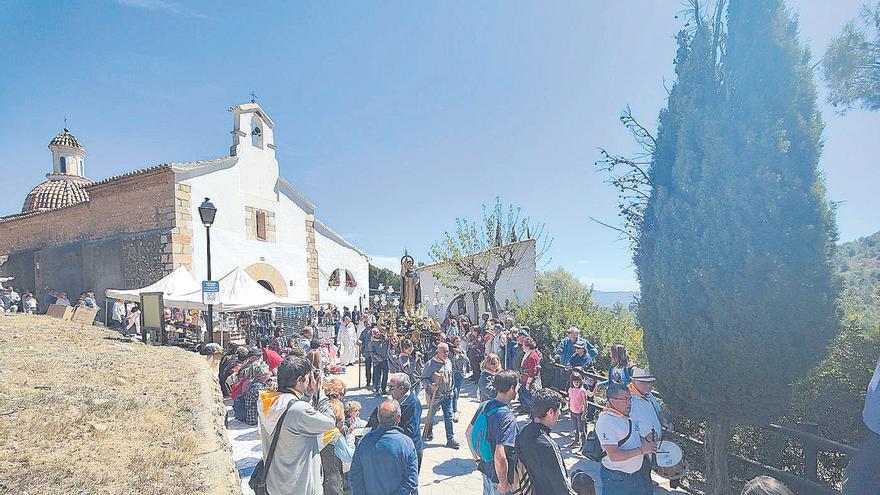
[446,295,468,319]
[245,263,288,296]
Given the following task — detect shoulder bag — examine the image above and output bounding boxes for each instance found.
[582,417,632,462]
[249,400,296,495]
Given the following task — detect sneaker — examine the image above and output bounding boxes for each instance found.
[425,433,434,441]
[446,439,460,449]
[453,413,459,423]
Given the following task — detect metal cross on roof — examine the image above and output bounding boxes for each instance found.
[250,91,257,103]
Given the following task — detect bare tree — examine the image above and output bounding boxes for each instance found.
[428,198,551,317]
[594,105,655,247]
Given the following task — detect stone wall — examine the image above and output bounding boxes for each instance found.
[164,183,194,273]
[0,167,177,309]
[305,217,320,306]
[0,231,165,311]
[0,167,176,253]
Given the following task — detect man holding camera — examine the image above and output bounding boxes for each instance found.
[257,355,336,495]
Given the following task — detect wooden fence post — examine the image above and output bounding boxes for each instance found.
[799,422,819,484]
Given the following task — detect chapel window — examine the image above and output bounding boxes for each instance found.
[60,156,66,173]
[256,210,267,240]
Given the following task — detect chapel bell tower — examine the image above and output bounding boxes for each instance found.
[49,128,87,177]
[230,102,276,159]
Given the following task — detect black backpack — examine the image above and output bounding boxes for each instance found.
[249,400,295,495]
[582,417,631,462]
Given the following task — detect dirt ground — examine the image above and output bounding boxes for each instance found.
[0,314,240,495]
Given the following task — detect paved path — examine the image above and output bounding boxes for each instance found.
[227,362,686,494]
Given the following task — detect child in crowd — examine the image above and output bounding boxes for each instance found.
[596,344,633,389]
[344,400,367,430]
[449,337,470,422]
[568,372,592,448]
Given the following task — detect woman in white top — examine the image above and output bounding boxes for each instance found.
[125,305,141,336]
[338,316,357,366]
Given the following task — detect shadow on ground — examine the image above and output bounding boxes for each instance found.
[432,457,477,477]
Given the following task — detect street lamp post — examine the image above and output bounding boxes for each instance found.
[198,198,217,343]
[431,285,445,318]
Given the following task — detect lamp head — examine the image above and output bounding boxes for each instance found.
[198,197,217,227]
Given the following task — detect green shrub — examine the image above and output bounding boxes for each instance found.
[514,287,645,369]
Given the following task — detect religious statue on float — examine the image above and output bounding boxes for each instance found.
[399,254,422,316]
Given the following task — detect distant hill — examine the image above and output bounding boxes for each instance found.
[835,231,880,325]
[592,290,639,309]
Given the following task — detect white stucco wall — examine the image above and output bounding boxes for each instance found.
[179,159,312,304]
[176,103,368,307]
[314,221,369,311]
[417,239,536,320]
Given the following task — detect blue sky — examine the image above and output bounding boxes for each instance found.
[1,0,877,291]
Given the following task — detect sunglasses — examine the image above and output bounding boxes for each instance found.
[609,396,632,402]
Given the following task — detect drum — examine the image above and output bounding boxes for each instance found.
[653,440,687,480]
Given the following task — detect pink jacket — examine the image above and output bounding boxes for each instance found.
[568,386,588,414]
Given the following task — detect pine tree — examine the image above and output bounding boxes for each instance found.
[636,1,840,493]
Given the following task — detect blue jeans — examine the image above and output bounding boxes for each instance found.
[600,465,651,495]
[426,394,454,442]
[372,360,388,394]
[571,411,585,443]
[482,473,508,495]
[518,385,533,418]
[452,373,464,413]
[363,355,372,386]
[843,428,880,495]
[411,381,422,402]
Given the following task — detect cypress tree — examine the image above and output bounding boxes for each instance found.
[636,1,839,492]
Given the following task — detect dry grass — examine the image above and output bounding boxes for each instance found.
[0,315,240,495]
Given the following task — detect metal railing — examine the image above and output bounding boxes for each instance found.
[542,362,856,494]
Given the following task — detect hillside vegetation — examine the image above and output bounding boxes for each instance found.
[835,230,880,325]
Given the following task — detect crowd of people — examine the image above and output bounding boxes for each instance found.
[0,278,98,316]
[212,308,806,495]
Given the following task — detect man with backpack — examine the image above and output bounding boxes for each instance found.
[515,388,576,495]
[595,382,657,495]
[466,370,520,495]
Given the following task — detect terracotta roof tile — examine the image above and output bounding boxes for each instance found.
[48,128,84,150]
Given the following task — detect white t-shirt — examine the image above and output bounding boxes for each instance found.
[630,391,662,442]
[596,410,643,474]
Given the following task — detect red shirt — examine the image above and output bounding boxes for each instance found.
[520,350,541,384]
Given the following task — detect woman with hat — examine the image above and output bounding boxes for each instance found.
[566,341,593,369]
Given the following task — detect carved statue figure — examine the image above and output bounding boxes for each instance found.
[399,254,421,315]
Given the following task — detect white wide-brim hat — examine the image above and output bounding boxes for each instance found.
[631,366,656,382]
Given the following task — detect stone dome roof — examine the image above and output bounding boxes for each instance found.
[21,174,92,213]
[49,128,84,151]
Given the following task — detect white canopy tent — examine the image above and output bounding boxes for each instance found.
[162,266,307,311]
[104,266,201,303]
